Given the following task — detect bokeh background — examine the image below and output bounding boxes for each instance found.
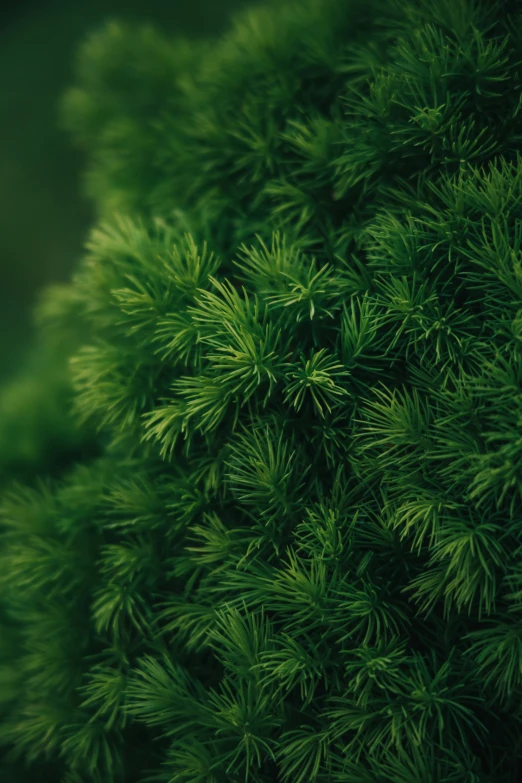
[0,0,248,384]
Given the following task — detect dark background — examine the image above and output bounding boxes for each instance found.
[0,0,247,382]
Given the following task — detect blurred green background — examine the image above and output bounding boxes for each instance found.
[0,0,247,383]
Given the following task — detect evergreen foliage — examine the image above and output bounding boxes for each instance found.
[2,0,522,779]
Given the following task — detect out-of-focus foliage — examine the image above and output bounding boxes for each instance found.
[0,0,246,381]
[2,0,522,780]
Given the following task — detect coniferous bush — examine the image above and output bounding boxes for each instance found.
[2,0,522,779]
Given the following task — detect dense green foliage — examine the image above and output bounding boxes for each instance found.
[2,0,522,779]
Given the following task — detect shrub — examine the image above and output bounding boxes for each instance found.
[2,0,522,780]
